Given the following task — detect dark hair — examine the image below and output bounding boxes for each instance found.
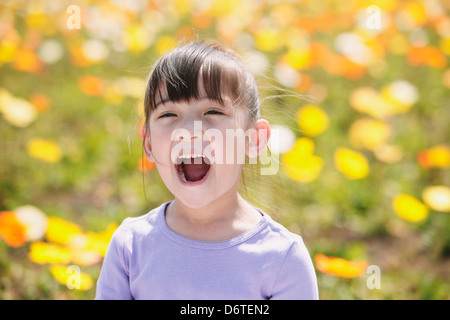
[143,41,260,131]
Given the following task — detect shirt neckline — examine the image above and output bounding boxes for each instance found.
[157,201,269,250]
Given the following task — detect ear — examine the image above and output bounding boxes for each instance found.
[142,127,155,162]
[246,119,271,158]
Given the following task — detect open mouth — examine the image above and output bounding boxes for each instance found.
[175,154,211,183]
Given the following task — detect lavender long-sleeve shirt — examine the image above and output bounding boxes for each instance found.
[95,201,319,300]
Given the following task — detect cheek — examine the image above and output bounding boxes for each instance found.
[149,130,174,165]
[212,162,243,189]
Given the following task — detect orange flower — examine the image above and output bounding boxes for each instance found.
[29,93,50,113]
[309,42,330,67]
[0,206,48,247]
[138,155,155,172]
[191,11,213,29]
[295,73,314,92]
[340,56,366,80]
[320,53,365,79]
[407,46,447,69]
[417,145,450,168]
[78,75,105,96]
[136,119,146,140]
[0,211,27,247]
[11,46,44,74]
[315,253,368,278]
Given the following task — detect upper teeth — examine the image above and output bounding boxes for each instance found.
[178,154,204,159]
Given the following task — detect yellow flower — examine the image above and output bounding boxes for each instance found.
[282,138,323,183]
[283,48,311,70]
[50,265,93,291]
[348,118,391,151]
[174,0,192,16]
[29,242,72,264]
[334,147,369,179]
[296,104,329,137]
[122,25,152,53]
[254,28,281,52]
[155,36,177,56]
[29,217,116,267]
[439,38,450,56]
[209,0,241,17]
[46,217,83,246]
[314,253,368,278]
[27,138,62,163]
[0,41,18,63]
[426,145,450,168]
[83,223,118,257]
[23,210,117,288]
[403,1,428,27]
[417,145,450,168]
[388,33,409,56]
[422,186,450,213]
[349,87,386,118]
[392,194,429,222]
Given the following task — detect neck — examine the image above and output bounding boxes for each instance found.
[165,191,262,241]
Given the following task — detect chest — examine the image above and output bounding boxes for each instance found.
[127,243,275,299]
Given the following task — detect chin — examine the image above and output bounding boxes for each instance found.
[176,195,215,209]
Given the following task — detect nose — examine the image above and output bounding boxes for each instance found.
[171,119,203,142]
[170,120,205,163]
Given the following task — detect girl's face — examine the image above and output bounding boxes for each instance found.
[144,83,254,209]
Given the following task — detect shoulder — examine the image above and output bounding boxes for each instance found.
[260,214,315,273]
[111,201,168,247]
[261,214,307,250]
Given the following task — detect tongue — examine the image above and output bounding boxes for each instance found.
[182,160,210,182]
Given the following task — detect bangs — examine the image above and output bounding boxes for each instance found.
[145,42,245,113]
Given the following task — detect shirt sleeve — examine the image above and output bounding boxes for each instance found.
[95,222,133,300]
[269,238,319,300]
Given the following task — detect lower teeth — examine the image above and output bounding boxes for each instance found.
[179,169,188,182]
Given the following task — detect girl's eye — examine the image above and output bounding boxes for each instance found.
[158,112,177,118]
[205,109,224,116]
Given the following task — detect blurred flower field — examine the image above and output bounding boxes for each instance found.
[0,0,449,299]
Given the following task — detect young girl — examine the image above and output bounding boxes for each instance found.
[95,41,318,300]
